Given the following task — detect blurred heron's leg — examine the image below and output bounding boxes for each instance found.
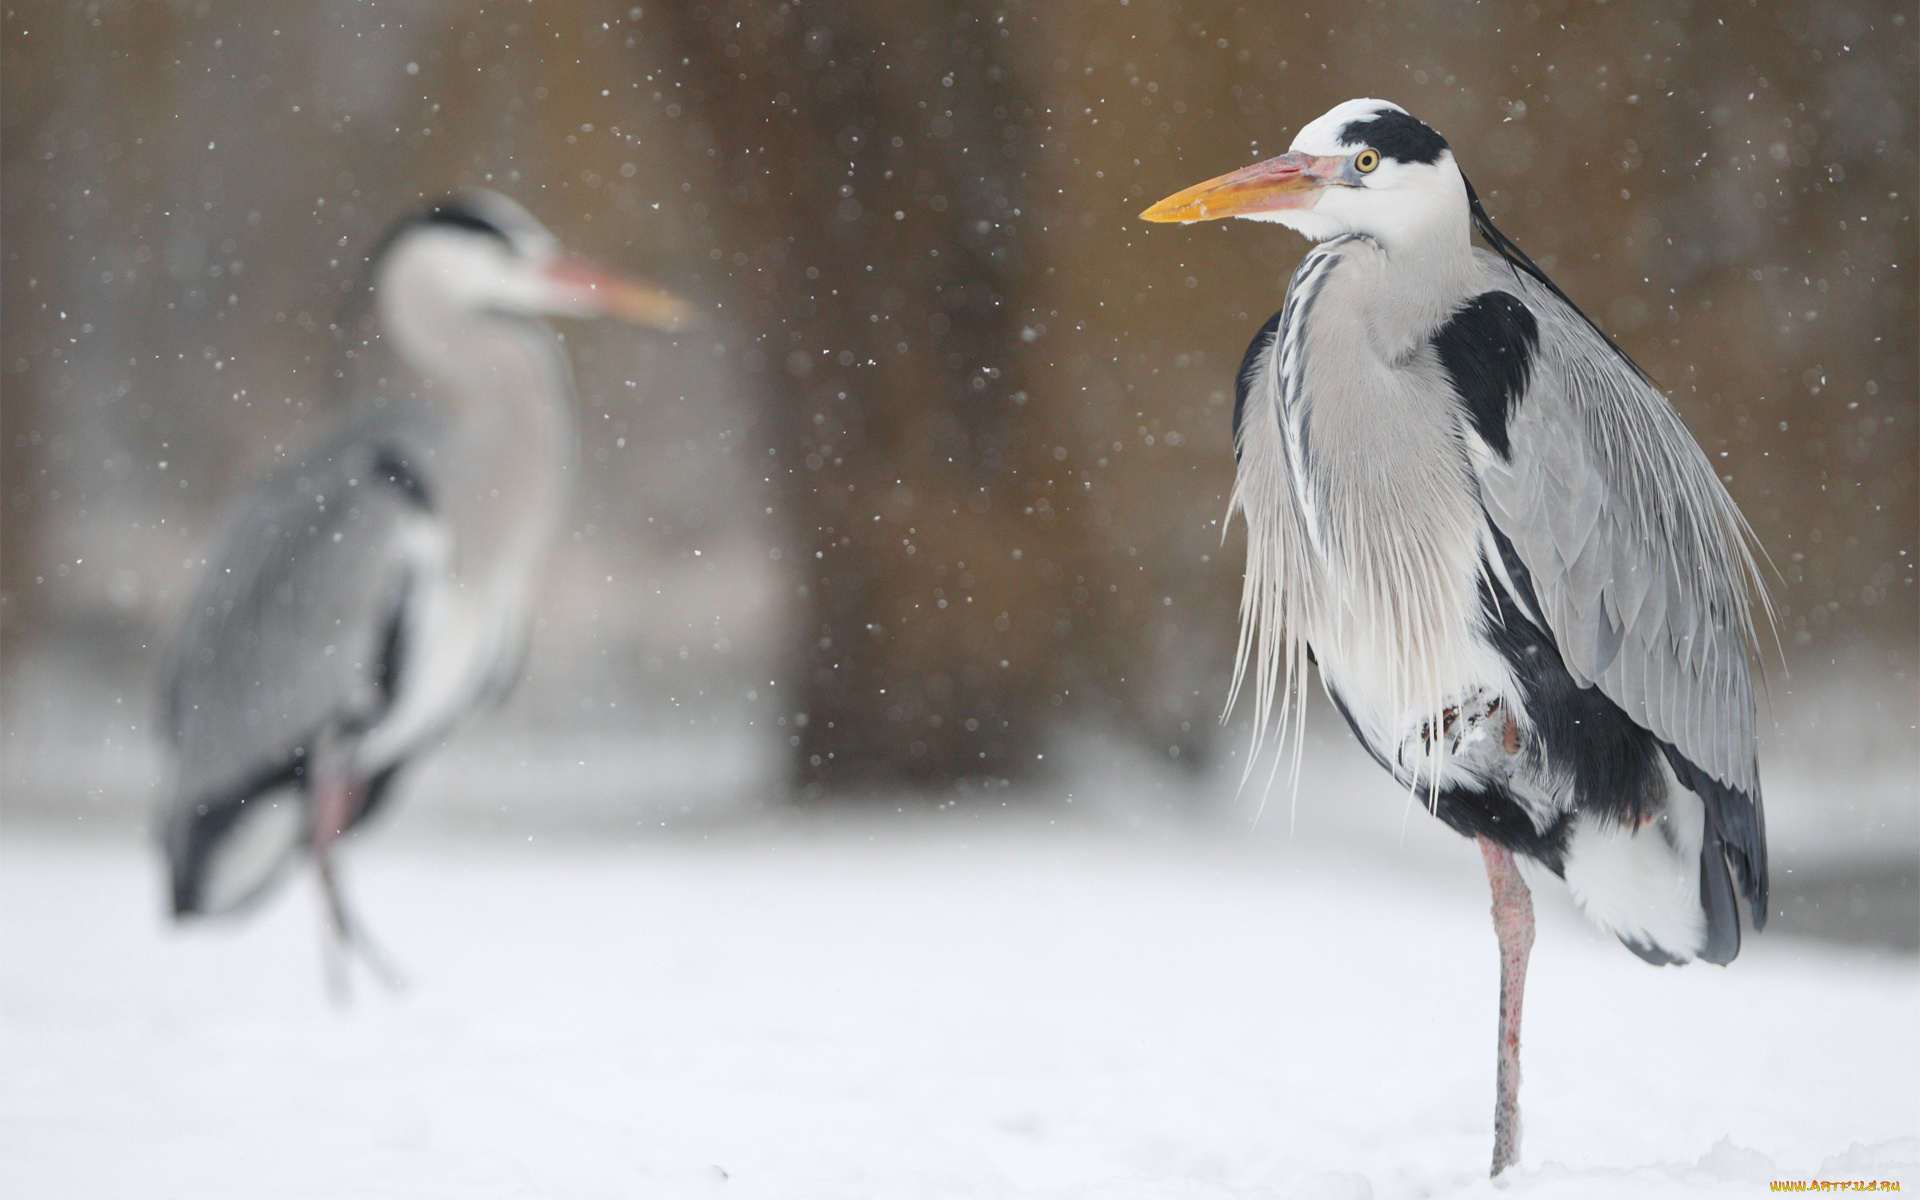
[312,772,362,857]
[320,887,352,1006]
[314,843,408,996]
[1479,834,1534,1177]
[311,774,365,946]
[312,775,406,997]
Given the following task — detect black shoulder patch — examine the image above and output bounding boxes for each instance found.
[372,446,433,510]
[1434,291,1538,460]
[1232,308,1286,462]
[1339,109,1449,165]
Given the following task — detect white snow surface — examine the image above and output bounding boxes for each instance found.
[3,805,1915,1199]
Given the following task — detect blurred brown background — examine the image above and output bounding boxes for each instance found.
[3,1,1913,820]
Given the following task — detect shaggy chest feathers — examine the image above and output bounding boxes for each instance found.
[1269,238,1522,773]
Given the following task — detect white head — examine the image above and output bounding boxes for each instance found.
[372,189,691,367]
[1142,100,1470,253]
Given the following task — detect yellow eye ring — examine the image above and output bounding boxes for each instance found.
[1355,149,1381,173]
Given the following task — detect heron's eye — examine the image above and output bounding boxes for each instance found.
[1355,149,1381,174]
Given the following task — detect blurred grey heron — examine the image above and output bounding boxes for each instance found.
[161,191,689,986]
[1143,100,1769,1176]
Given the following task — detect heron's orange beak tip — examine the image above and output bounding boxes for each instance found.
[547,258,697,331]
[1140,152,1333,224]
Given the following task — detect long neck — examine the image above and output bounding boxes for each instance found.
[381,294,576,601]
[1356,203,1481,357]
[1336,166,1482,355]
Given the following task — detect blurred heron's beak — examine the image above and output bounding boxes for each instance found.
[1140,152,1342,223]
[544,257,696,330]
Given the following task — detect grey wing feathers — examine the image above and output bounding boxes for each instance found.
[162,431,432,812]
[1469,250,1765,800]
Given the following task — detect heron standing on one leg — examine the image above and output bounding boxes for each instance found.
[1142,100,1769,1176]
[160,191,689,986]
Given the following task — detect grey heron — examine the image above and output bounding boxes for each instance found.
[1142,100,1769,1176]
[161,191,689,983]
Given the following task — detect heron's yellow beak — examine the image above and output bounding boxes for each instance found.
[544,257,697,331]
[1141,152,1342,223]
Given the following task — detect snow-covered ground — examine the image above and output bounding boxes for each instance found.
[4,642,1914,1196]
[3,797,1915,1199]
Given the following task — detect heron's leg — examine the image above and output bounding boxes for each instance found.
[1478,834,1534,1178]
[312,776,406,998]
[317,852,353,1005]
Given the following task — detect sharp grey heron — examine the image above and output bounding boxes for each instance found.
[161,191,689,981]
[1143,100,1770,1176]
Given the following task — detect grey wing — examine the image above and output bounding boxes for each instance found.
[162,434,436,812]
[1466,253,1767,881]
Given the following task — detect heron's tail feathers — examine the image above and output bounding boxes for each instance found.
[1560,754,1749,966]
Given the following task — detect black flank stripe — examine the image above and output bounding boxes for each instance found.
[1479,525,1666,830]
[373,605,407,705]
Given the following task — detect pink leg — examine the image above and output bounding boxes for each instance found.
[311,776,366,943]
[310,775,403,997]
[311,775,363,859]
[1478,834,1535,1177]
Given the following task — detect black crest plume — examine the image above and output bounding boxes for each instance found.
[1461,173,1650,386]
